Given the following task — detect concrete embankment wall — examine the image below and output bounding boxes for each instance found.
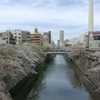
[9,54,53,100]
[64,53,99,90]
[70,56,93,72]
[0,44,46,100]
[10,63,44,100]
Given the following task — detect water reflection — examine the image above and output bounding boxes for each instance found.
[26,55,90,100]
[12,55,100,100]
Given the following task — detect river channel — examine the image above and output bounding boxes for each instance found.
[12,54,100,100]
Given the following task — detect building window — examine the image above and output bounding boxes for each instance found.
[27,33,30,35]
[98,43,100,47]
[19,33,21,35]
[15,33,17,35]
[94,36,100,40]
[15,36,17,39]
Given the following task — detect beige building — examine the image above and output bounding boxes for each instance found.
[84,35,89,48]
[14,29,30,45]
[88,31,100,49]
[30,28,43,46]
[2,30,15,44]
[84,31,100,50]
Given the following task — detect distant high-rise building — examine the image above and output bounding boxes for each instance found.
[60,30,64,44]
[51,40,55,45]
[43,31,51,44]
[57,40,60,47]
[48,31,51,44]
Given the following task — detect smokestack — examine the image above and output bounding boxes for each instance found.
[88,0,94,32]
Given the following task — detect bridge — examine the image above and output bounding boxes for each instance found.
[46,52,67,54]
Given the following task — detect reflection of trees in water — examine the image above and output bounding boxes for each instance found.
[26,82,46,100]
[26,64,49,100]
[67,61,100,100]
[67,61,84,89]
[73,69,100,100]
[71,72,82,89]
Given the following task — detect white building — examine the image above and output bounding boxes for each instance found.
[77,32,88,45]
[68,38,77,46]
[14,29,30,45]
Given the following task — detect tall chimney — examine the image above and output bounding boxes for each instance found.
[88,0,94,32]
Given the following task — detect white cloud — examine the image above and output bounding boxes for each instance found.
[0,0,100,43]
[0,3,88,26]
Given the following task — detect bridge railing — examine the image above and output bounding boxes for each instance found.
[46,52,67,54]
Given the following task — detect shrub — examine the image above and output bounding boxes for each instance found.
[65,44,72,47]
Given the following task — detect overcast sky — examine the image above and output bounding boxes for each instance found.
[0,0,100,43]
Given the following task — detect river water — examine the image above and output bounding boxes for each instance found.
[12,54,100,100]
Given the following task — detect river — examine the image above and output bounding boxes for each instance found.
[12,54,100,100]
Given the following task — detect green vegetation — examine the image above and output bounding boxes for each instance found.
[65,44,72,47]
[40,46,49,52]
[82,52,89,59]
[86,46,89,48]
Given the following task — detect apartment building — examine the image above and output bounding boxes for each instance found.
[30,28,43,46]
[1,30,15,44]
[2,30,11,44]
[14,29,30,45]
[43,31,51,44]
